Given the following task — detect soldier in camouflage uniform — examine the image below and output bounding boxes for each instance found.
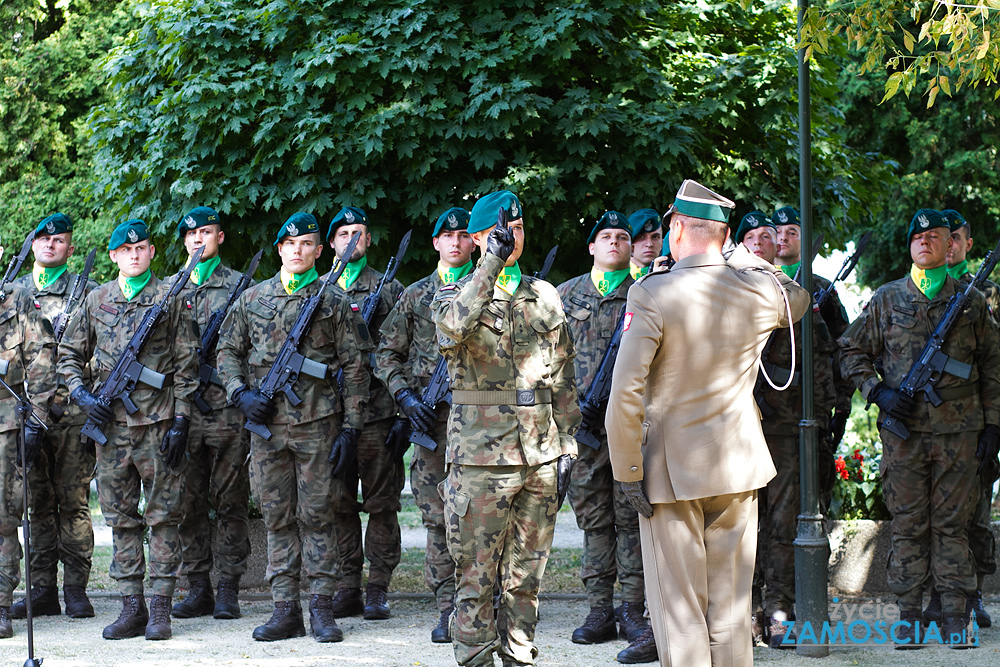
[839,209,1000,648]
[9,214,97,622]
[216,213,371,643]
[325,206,405,620]
[556,211,652,662]
[0,231,58,638]
[433,190,580,667]
[626,209,664,280]
[375,206,475,642]
[167,207,252,621]
[58,219,199,641]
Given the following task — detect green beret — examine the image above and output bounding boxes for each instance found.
[109,219,150,251]
[432,207,471,237]
[35,213,73,237]
[628,209,660,237]
[772,207,800,227]
[274,212,320,246]
[177,206,221,238]
[469,190,522,234]
[907,208,950,243]
[587,210,632,244]
[672,180,735,223]
[326,206,368,240]
[940,209,968,232]
[735,211,776,244]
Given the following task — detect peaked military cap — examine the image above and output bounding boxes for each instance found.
[177,206,221,238]
[274,212,321,245]
[326,206,368,240]
[735,210,775,243]
[672,180,735,223]
[628,209,661,238]
[432,207,471,237]
[772,206,800,227]
[940,209,968,232]
[907,208,949,243]
[109,219,150,251]
[587,210,632,244]
[36,212,73,237]
[468,190,523,234]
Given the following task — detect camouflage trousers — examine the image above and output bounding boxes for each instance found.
[567,439,643,608]
[97,419,184,597]
[26,412,95,588]
[249,416,342,601]
[444,461,559,667]
[178,404,250,582]
[410,417,454,612]
[759,432,799,617]
[879,429,978,616]
[0,430,25,606]
[333,416,403,589]
[968,474,997,576]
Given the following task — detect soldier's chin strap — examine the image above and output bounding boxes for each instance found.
[757,269,796,392]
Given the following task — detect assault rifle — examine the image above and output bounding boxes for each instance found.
[813,231,871,311]
[247,232,360,440]
[80,246,205,446]
[52,247,98,342]
[192,250,263,414]
[0,229,36,302]
[534,245,558,279]
[881,235,1000,440]
[575,305,627,449]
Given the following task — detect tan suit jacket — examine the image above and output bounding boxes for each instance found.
[606,246,810,503]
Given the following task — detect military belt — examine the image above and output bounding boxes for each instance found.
[761,362,800,388]
[452,388,552,406]
[933,382,979,402]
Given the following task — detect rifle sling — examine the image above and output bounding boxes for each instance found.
[760,362,800,388]
[452,388,552,406]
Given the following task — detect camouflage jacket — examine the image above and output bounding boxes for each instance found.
[58,274,200,424]
[433,253,581,466]
[165,262,250,413]
[14,270,97,419]
[375,270,444,398]
[957,272,1000,325]
[216,272,371,430]
[0,283,57,432]
[813,275,855,414]
[839,274,1000,433]
[335,263,404,424]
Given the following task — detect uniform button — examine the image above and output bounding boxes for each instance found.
[630,466,638,472]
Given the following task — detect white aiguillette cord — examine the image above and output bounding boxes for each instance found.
[743,267,796,392]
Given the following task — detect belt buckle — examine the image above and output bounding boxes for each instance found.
[516,390,535,406]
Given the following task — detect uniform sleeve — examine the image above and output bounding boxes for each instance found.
[21,292,57,418]
[433,254,504,347]
[812,318,839,427]
[728,244,810,325]
[374,296,414,398]
[216,293,251,402]
[973,295,1000,426]
[336,297,373,430]
[550,313,581,457]
[838,297,884,400]
[170,295,201,419]
[57,294,96,396]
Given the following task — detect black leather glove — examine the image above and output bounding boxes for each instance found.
[385,417,412,459]
[556,454,574,509]
[486,217,515,261]
[579,399,602,430]
[330,427,360,477]
[827,410,849,448]
[159,415,190,469]
[71,386,113,424]
[868,382,916,421]
[233,386,277,424]
[976,424,1000,479]
[620,480,653,518]
[396,388,436,433]
[18,419,45,469]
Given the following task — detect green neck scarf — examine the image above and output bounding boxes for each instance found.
[947,260,969,281]
[630,261,649,280]
[438,260,473,285]
[33,262,67,291]
[189,255,221,286]
[910,263,948,300]
[591,267,630,297]
[779,262,801,280]
[495,262,522,296]
[118,269,152,301]
[337,255,367,291]
[281,266,319,294]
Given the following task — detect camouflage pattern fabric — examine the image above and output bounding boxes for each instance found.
[556,273,643,608]
[757,433,798,617]
[414,427,453,610]
[0,432,26,607]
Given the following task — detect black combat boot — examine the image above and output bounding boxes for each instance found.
[0,606,12,639]
[146,595,173,640]
[431,607,453,643]
[893,611,925,650]
[214,578,241,619]
[329,586,363,618]
[309,594,344,642]
[10,585,61,619]
[363,583,390,620]
[64,585,95,618]
[944,614,973,649]
[171,577,214,618]
[922,587,942,625]
[617,626,658,664]
[571,606,617,644]
[103,594,149,640]
[967,589,992,628]
[616,601,649,642]
[253,600,306,641]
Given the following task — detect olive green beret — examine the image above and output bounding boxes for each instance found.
[432,207,471,237]
[36,213,73,237]
[735,211,775,243]
[907,208,949,243]
[672,180,735,223]
[326,206,368,240]
[468,191,522,234]
[274,212,320,246]
[109,219,150,251]
[628,209,660,237]
[772,206,800,227]
[587,210,632,244]
[177,206,221,238]
[940,209,968,232]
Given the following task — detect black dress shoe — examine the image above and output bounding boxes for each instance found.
[253,600,306,641]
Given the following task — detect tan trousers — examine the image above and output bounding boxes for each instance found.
[641,490,757,667]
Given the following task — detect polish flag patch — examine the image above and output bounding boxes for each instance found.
[350,303,360,312]
[622,312,633,331]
